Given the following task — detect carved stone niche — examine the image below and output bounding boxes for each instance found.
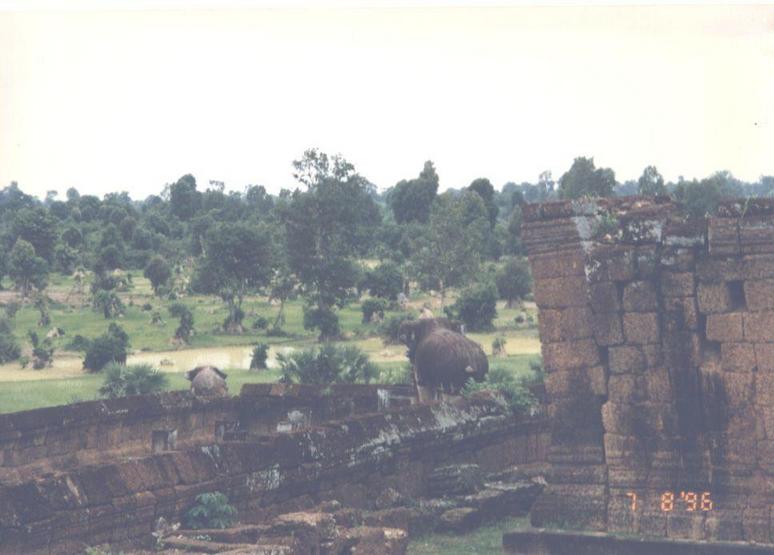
[152,429,177,453]
[215,420,240,441]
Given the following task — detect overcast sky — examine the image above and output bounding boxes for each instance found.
[1,3,772,199]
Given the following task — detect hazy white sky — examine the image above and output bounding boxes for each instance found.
[1,3,772,199]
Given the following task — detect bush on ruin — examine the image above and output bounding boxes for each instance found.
[463,366,537,414]
[185,492,238,530]
[99,363,169,398]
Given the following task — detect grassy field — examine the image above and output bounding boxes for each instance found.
[407,517,529,554]
[0,273,541,414]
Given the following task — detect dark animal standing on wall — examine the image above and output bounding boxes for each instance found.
[187,365,228,397]
[398,318,488,402]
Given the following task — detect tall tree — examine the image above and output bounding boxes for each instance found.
[638,165,666,197]
[8,239,49,297]
[283,150,380,340]
[192,221,275,333]
[388,161,440,224]
[410,191,487,305]
[11,207,58,263]
[558,157,616,199]
[468,178,498,228]
[169,174,201,221]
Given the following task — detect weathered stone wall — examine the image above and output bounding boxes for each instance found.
[523,196,774,543]
[0,388,548,554]
[0,384,414,483]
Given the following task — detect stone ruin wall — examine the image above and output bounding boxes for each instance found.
[0,384,549,554]
[523,196,774,543]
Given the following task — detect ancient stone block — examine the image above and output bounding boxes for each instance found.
[721,343,758,373]
[743,254,774,280]
[529,251,586,279]
[591,312,624,346]
[623,312,660,344]
[589,282,620,314]
[708,217,740,256]
[608,346,646,374]
[586,246,635,283]
[538,307,593,343]
[533,276,589,308]
[756,344,774,373]
[697,282,734,314]
[660,272,695,298]
[662,296,700,331]
[623,281,659,312]
[744,279,774,311]
[542,339,600,371]
[740,217,774,255]
[744,312,774,342]
[697,256,744,282]
[706,313,744,342]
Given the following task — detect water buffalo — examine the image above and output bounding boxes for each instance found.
[398,318,488,402]
[186,365,228,397]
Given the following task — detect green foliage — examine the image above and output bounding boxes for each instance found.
[283,150,379,339]
[169,303,194,342]
[302,305,340,341]
[468,177,499,228]
[250,343,269,370]
[463,366,537,414]
[83,324,129,372]
[388,160,439,224]
[11,207,58,262]
[410,192,487,300]
[185,492,238,530]
[592,211,620,240]
[8,238,49,296]
[447,280,498,331]
[673,172,739,218]
[252,315,269,330]
[277,343,379,385]
[192,221,274,332]
[0,318,21,364]
[379,312,416,345]
[361,298,388,323]
[558,157,616,199]
[3,301,20,319]
[98,363,169,398]
[637,165,666,196]
[91,289,124,319]
[379,363,412,385]
[144,255,172,295]
[495,257,531,307]
[65,334,91,352]
[361,261,404,300]
[28,329,54,369]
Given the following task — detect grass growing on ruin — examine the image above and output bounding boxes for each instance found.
[408,517,530,554]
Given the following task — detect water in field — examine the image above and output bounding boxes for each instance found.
[0,345,298,382]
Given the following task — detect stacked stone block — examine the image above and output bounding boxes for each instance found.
[524,197,774,544]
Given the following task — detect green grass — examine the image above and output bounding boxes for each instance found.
[0,368,282,414]
[0,273,541,414]
[408,517,529,554]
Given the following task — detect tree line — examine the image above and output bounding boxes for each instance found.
[0,150,771,355]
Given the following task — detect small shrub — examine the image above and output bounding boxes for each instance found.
[28,330,54,369]
[361,262,404,300]
[169,303,194,341]
[361,298,387,323]
[99,363,169,398]
[492,336,507,357]
[463,366,537,414]
[141,302,153,311]
[83,324,129,372]
[252,315,269,330]
[250,343,270,370]
[302,305,340,341]
[185,492,237,530]
[592,211,620,240]
[379,312,416,345]
[379,363,412,385]
[266,326,289,337]
[448,280,498,331]
[19,355,30,368]
[3,301,20,319]
[0,318,21,363]
[277,344,379,385]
